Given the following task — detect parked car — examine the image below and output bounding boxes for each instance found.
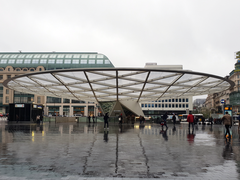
[0,113,3,117]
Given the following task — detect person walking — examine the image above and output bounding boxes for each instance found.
[222,112,232,139]
[162,112,168,129]
[187,112,194,131]
[92,115,95,123]
[104,112,109,129]
[172,114,176,127]
[88,115,91,123]
[118,113,123,125]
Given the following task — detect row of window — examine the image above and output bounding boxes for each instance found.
[0,59,111,65]
[0,54,103,59]
[142,103,189,108]
[150,98,189,103]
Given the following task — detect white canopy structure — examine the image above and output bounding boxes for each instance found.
[3,68,234,116]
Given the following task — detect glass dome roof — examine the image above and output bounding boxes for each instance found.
[0,52,114,70]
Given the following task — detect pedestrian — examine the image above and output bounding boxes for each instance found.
[92,115,95,123]
[202,116,205,125]
[104,112,109,129]
[222,112,232,139]
[88,115,91,123]
[162,112,168,129]
[139,115,142,124]
[209,116,213,125]
[119,113,123,125]
[172,114,176,126]
[187,112,194,131]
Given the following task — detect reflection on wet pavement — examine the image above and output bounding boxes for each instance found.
[0,122,239,179]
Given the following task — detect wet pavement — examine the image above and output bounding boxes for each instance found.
[0,121,240,180]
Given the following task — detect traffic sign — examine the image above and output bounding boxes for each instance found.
[221,99,225,104]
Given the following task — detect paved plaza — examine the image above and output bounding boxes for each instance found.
[0,121,239,180]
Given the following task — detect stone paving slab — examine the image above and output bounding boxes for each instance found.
[0,122,239,179]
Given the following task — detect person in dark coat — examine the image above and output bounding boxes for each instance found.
[119,113,123,125]
[92,115,95,123]
[104,113,109,129]
[162,112,168,129]
[172,114,176,126]
[88,115,91,123]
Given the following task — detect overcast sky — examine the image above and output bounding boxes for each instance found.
[1,0,240,99]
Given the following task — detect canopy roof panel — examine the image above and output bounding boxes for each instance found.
[3,68,234,102]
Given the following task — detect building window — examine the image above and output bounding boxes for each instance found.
[37,96,41,103]
[152,104,154,107]
[6,89,9,94]
[40,59,47,64]
[30,68,34,71]
[97,60,103,64]
[63,98,70,103]
[56,59,63,64]
[0,75,3,80]
[183,98,185,102]
[158,104,161,107]
[73,60,79,64]
[186,98,188,102]
[6,96,9,103]
[145,104,147,107]
[169,99,171,102]
[179,104,182,108]
[238,80,240,85]
[176,99,178,102]
[183,104,185,108]
[81,60,87,64]
[23,68,28,71]
[73,55,80,58]
[8,68,10,71]
[165,99,167,102]
[165,104,168,108]
[186,104,189,108]
[172,104,174,108]
[162,100,164,103]
[141,104,144,107]
[176,104,178,108]
[89,60,95,64]
[64,60,71,64]
[148,104,151,107]
[46,96,61,103]
[179,99,182,102]
[172,99,174,102]
[16,68,21,71]
[97,55,103,58]
[7,75,11,79]
[39,68,42,71]
[169,104,171,108]
[32,59,39,64]
[105,60,110,64]
[155,104,158,108]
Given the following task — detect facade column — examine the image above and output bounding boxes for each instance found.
[69,106,73,116]
[59,106,63,116]
[84,106,88,116]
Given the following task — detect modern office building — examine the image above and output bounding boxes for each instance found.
[1,52,234,119]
